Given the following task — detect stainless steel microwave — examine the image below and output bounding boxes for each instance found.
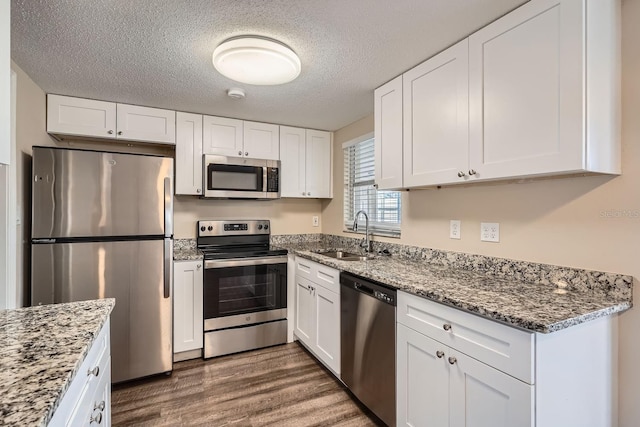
[203,155,280,199]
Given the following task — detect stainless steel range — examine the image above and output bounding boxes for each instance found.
[198,220,288,358]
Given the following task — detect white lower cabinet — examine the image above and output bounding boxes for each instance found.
[50,321,112,426]
[173,260,204,355]
[293,257,340,375]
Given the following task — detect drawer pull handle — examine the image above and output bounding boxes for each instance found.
[94,401,105,411]
[448,356,457,365]
[88,366,100,377]
[436,351,444,359]
[90,412,103,424]
[443,323,452,331]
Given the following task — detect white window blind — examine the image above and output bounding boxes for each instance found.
[343,138,401,237]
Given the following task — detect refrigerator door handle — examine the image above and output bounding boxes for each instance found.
[164,238,172,298]
[164,176,173,238]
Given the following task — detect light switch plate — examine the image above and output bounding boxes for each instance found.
[312,216,319,227]
[450,220,461,239]
[481,222,500,242]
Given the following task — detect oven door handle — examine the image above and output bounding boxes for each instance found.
[205,255,288,269]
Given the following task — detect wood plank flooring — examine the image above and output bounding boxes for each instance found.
[112,342,384,426]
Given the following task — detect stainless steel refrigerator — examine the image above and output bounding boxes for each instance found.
[31,146,173,383]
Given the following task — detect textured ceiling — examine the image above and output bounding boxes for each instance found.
[11,0,528,131]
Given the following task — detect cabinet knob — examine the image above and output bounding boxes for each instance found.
[238,151,242,156]
[117,131,123,136]
[302,192,306,196]
[468,169,477,176]
[457,171,466,178]
[443,323,452,331]
[94,401,105,411]
[245,152,249,156]
[436,350,445,359]
[196,189,201,193]
[448,356,457,365]
[87,366,100,377]
[307,192,311,196]
[197,264,201,269]
[90,412,103,424]
[107,130,113,135]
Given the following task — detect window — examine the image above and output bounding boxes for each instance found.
[343,136,401,237]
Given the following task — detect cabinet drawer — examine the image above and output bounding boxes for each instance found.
[295,257,339,293]
[397,291,534,383]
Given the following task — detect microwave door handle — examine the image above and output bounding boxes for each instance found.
[164,176,173,237]
[263,167,268,192]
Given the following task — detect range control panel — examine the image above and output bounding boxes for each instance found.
[197,220,270,237]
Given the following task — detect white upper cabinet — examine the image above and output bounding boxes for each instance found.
[469,0,620,179]
[280,126,307,197]
[47,94,117,140]
[279,126,332,198]
[47,94,176,145]
[403,40,469,187]
[202,115,243,157]
[243,121,280,160]
[116,103,176,145]
[374,76,403,190]
[175,112,203,195]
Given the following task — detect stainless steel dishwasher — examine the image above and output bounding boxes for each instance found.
[341,272,396,427]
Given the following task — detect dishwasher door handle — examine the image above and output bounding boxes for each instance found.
[354,282,374,295]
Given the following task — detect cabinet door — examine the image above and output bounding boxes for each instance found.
[116,103,176,145]
[314,285,340,374]
[0,2,10,165]
[279,126,307,198]
[202,115,243,156]
[305,130,332,198]
[449,350,534,427]
[175,112,203,195]
[294,276,316,347]
[173,260,204,353]
[397,324,450,427]
[47,94,117,139]
[403,39,469,187]
[374,76,403,190]
[243,121,280,160]
[469,0,584,180]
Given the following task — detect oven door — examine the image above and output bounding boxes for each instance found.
[203,256,287,331]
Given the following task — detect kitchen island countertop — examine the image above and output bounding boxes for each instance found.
[277,242,631,334]
[0,299,115,426]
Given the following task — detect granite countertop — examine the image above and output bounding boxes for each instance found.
[277,242,631,334]
[174,238,203,261]
[0,299,115,427]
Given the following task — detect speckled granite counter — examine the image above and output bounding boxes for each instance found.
[174,238,203,261]
[0,299,115,427]
[274,237,632,334]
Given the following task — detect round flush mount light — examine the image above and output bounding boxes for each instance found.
[212,36,301,85]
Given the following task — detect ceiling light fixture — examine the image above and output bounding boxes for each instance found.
[212,36,301,85]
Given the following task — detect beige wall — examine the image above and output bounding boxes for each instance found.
[323,1,640,423]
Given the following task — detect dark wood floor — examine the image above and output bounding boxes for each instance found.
[112,342,384,426]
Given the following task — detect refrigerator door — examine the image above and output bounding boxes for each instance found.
[32,147,173,239]
[32,239,172,383]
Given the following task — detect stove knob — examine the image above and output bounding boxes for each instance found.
[200,226,206,232]
[258,224,263,230]
[208,226,213,231]
[264,224,269,230]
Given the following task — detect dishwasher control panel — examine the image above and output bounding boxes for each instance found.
[374,290,394,304]
[342,272,397,306]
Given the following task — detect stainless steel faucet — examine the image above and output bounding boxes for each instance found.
[353,210,372,253]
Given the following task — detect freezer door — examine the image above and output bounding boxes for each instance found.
[32,239,172,383]
[32,147,173,239]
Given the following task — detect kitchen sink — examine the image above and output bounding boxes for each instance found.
[315,250,373,261]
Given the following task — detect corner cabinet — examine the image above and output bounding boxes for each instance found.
[375,0,621,189]
[374,76,403,190]
[279,127,332,198]
[173,260,204,356]
[49,321,112,427]
[293,257,340,375]
[175,112,204,195]
[397,291,618,427]
[47,94,176,145]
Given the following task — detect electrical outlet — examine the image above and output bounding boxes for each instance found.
[480,222,500,242]
[450,220,461,239]
[312,216,319,227]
